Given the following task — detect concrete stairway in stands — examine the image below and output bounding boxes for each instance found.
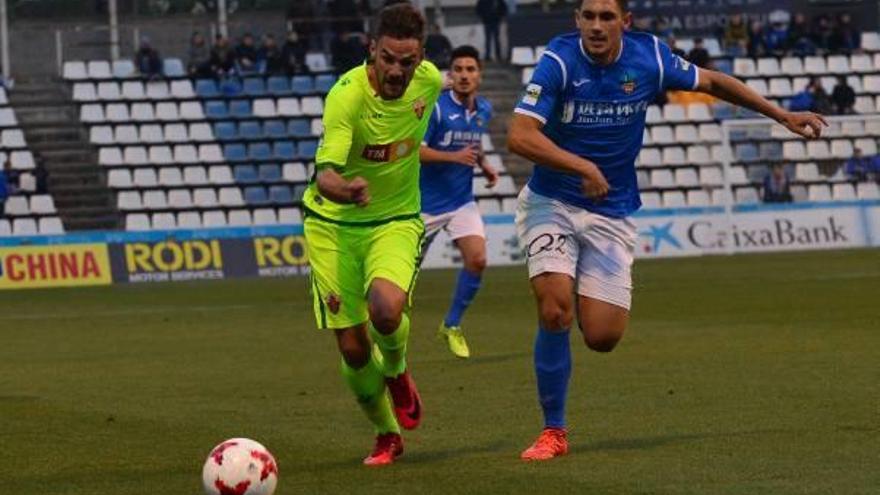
[10,78,119,231]
[480,63,533,183]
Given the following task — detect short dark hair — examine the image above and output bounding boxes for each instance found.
[581,0,629,13]
[373,3,426,43]
[450,45,481,68]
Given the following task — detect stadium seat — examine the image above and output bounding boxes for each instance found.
[163,58,185,77]
[861,32,880,51]
[757,58,780,76]
[162,123,187,142]
[745,79,768,96]
[735,143,759,162]
[189,122,213,142]
[662,147,686,165]
[687,145,711,165]
[150,145,174,165]
[269,184,294,204]
[209,165,234,185]
[641,191,661,208]
[826,55,850,74]
[214,121,238,141]
[243,78,267,96]
[687,103,712,122]
[675,124,698,143]
[193,187,219,207]
[662,190,686,208]
[104,103,129,122]
[729,166,748,185]
[235,164,259,184]
[183,166,209,185]
[663,104,687,123]
[151,212,177,230]
[287,118,310,138]
[123,146,148,166]
[855,96,875,114]
[171,80,196,98]
[277,97,302,116]
[132,102,156,122]
[850,54,872,73]
[111,125,135,144]
[264,119,287,138]
[246,142,270,161]
[511,46,536,66]
[305,53,330,72]
[698,123,721,142]
[63,60,88,80]
[733,58,756,76]
[4,196,28,215]
[300,97,323,116]
[118,190,142,210]
[244,186,269,205]
[145,81,170,99]
[238,121,263,140]
[1,129,25,148]
[646,105,662,124]
[273,141,296,160]
[278,207,303,224]
[783,141,806,160]
[831,139,854,158]
[283,162,308,182]
[832,183,856,200]
[758,142,783,160]
[172,144,197,164]
[225,143,249,162]
[88,60,112,79]
[735,186,759,204]
[253,208,279,226]
[205,100,229,119]
[107,168,132,188]
[856,181,880,199]
[203,210,227,227]
[126,213,150,231]
[806,141,830,160]
[686,190,710,207]
[769,78,793,97]
[38,217,65,235]
[636,170,649,188]
[196,79,220,98]
[297,140,318,160]
[291,76,314,95]
[808,184,831,201]
[199,144,224,163]
[143,190,168,210]
[253,99,277,117]
[180,101,205,120]
[675,168,699,187]
[795,162,820,181]
[219,187,245,206]
[854,138,877,155]
[155,102,179,121]
[73,82,97,102]
[99,146,123,166]
[639,148,661,167]
[177,211,202,229]
[315,74,337,94]
[121,81,146,100]
[168,189,193,210]
[804,56,826,75]
[268,76,291,95]
[259,163,282,183]
[650,169,673,188]
[227,209,253,227]
[158,167,183,187]
[521,67,534,85]
[229,100,252,118]
[780,57,804,75]
[651,126,674,144]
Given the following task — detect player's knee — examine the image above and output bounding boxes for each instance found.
[464,254,487,274]
[339,342,371,369]
[583,332,621,353]
[369,301,404,334]
[538,299,574,331]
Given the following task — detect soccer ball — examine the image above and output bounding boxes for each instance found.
[202,438,278,495]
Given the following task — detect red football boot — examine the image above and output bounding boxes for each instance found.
[385,371,423,430]
[363,432,404,466]
[520,427,568,461]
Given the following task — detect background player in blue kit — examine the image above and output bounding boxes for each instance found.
[420,45,500,359]
[508,0,828,460]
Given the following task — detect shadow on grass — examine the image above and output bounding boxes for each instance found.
[572,427,807,454]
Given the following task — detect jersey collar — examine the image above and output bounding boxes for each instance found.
[579,36,625,66]
[449,90,478,119]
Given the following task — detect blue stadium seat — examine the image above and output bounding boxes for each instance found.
[288,119,311,138]
[229,100,252,118]
[249,142,273,161]
[735,143,759,162]
[273,141,297,160]
[291,75,314,95]
[196,79,220,97]
[714,59,733,75]
[243,77,267,96]
[292,184,307,202]
[315,74,337,93]
[713,103,735,120]
[267,76,291,95]
[760,142,783,160]
[220,78,243,96]
[264,119,287,138]
[163,58,185,77]
[297,140,319,160]
[269,185,294,204]
[234,164,259,184]
[239,121,263,140]
[224,143,248,162]
[245,186,270,205]
[729,128,749,142]
[258,163,282,183]
[205,100,229,119]
[214,121,238,141]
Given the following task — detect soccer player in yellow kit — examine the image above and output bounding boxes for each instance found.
[302,3,442,466]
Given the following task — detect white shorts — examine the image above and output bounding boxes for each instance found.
[422,201,486,244]
[515,186,637,310]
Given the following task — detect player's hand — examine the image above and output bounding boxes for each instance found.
[581,164,609,202]
[781,111,828,139]
[346,177,370,207]
[481,163,499,189]
[452,144,480,167]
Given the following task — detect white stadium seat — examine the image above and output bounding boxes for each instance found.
[857,181,880,199]
[193,188,219,208]
[733,58,756,77]
[168,189,193,209]
[184,166,209,185]
[118,191,142,210]
[151,212,177,230]
[203,210,227,227]
[253,208,279,226]
[511,46,536,66]
[87,60,112,79]
[662,190,686,207]
[808,184,831,201]
[832,183,856,201]
[278,208,303,224]
[641,192,661,208]
[30,195,56,214]
[177,211,202,229]
[39,217,65,235]
[158,167,184,187]
[675,168,699,187]
[826,55,850,74]
[780,57,804,75]
[228,209,253,227]
[735,187,760,204]
[795,162,820,182]
[686,190,710,207]
[756,58,780,76]
[13,218,38,236]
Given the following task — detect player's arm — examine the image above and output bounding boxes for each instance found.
[315,165,369,206]
[508,114,608,199]
[695,68,828,139]
[419,144,480,166]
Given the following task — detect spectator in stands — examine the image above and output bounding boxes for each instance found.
[330,31,369,74]
[0,158,11,216]
[790,78,831,114]
[831,13,860,54]
[832,76,856,115]
[763,164,793,203]
[188,32,212,78]
[764,19,789,55]
[282,31,309,75]
[235,33,260,75]
[844,148,871,181]
[259,34,285,75]
[476,0,508,62]
[723,14,749,56]
[747,20,768,57]
[668,36,685,58]
[134,36,163,80]
[811,14,834,52]
[687,38,712,69]
[425,23,454,69]
[786,13,816,56]
[210,35,236,77]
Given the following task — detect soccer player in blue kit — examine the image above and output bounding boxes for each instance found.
[420,45,499,359]
[508,0,828,460]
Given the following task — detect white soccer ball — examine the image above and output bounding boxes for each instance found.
[202,438,278,495]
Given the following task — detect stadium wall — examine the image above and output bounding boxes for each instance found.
[0,201,878,290]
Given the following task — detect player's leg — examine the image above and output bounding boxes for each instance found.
[438,202,487,358]
[305,217,401,465]
[574,214,637,353]
[515,187,577,461]
[365,218,425,429]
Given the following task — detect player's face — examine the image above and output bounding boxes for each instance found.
[370,36,423,100]
[450,56,481,97]
[575,0,632,62]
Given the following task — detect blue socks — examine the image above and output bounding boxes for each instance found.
[443,269,482,328]
[534,327,572,429]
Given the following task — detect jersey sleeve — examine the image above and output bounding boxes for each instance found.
[315,84,356,168]
[655,38,700,91]
[514,50,565,125]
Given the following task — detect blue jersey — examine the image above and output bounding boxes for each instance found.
[515,31,699,218]
[420,90,493,215]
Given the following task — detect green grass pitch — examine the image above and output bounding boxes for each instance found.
[1,249,878,494]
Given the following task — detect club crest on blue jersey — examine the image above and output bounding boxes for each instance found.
[621,72,637,94]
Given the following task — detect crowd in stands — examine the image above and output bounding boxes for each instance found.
[723,12,861,58]
[186,31,311,79]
